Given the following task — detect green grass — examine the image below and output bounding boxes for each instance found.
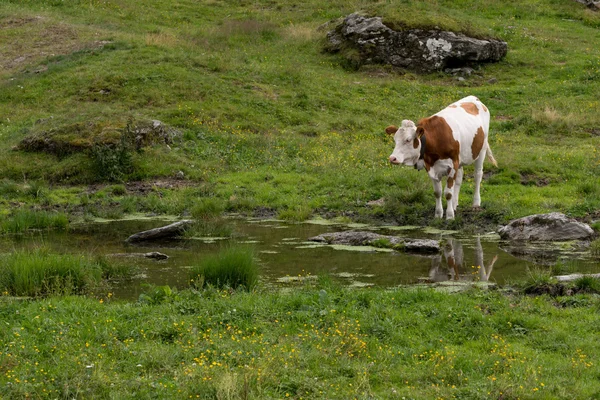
[190,246,259,291]
[1,210,69,233]
[0,250,101,297]
[1,285,600,398]
[0,0,598,229]
[0,250,135,297]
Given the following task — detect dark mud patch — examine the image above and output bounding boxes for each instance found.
[86,179,195,196]
[520,172,550,187]
[524,283,569,296]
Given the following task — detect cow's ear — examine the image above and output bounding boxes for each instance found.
[416,126,425,138]
[385,125,398,135]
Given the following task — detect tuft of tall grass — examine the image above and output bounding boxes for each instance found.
[278,205,313,222]
[573,276,600,294]
[519,267,558,295]
[189,246,259,291]
[190,198,224,220]
[0,250,102,297]
[1,210,69,233]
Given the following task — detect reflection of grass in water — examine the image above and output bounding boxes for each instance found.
[185,198,234,237]
[184,218,234,238]
[189,246,259,291]
[591,239,600,257]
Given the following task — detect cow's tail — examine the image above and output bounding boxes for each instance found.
[486,142,498,167]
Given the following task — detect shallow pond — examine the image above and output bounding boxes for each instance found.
[2,217,598,299]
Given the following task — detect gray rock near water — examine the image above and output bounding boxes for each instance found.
[308,231,440,254]
[325,13,507,72]
[125,220,194,243]
[110,252,169,260]
[497,212,594,241]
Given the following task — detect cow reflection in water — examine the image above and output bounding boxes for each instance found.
[429,237,498,283]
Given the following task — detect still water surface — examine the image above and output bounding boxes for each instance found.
[2,218,598,299]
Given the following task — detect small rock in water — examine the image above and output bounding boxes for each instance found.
[144,252,169,260]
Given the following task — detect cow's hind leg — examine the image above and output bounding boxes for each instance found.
[473,151,485,207]
[432,178,443,218]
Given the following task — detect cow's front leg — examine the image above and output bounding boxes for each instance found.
[444,164,458,220]
[444,176,455,220]
[453,167,464,212]
[432,178,443,218]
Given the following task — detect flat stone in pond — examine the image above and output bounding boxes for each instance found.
[308,231,440,254]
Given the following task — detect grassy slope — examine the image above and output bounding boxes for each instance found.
[0,0,599,227]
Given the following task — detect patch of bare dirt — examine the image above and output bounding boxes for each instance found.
[520,172,550,187]
[0,14,109,76]
[587,128,600,137]
[83,179,195,196]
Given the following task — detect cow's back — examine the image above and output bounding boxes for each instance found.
[435,96,490,165]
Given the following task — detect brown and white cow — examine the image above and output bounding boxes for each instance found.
[386,95,497,220]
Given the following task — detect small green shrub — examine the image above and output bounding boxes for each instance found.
[89,122,137,182]
[1,210,69,233]
[0,250,102,297]
[190,246,259,291]
[138,284,177,305]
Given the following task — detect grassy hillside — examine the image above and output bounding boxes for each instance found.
[1,0,599,227]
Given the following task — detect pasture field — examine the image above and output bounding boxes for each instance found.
[0,0,598,228]
[1,282,600,399]
[1,1,600,399]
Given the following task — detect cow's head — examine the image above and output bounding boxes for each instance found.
[386,119,421,167]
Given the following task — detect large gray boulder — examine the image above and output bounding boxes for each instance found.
[498,213,595,241]
[325,13,507,72]
[574,0,600,11]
